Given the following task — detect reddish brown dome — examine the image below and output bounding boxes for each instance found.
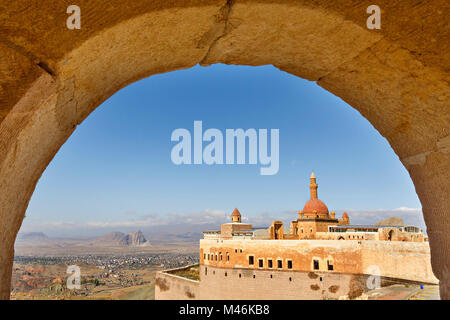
[342,212,349,219]
[231,208,241,217]
[302,199,329,215]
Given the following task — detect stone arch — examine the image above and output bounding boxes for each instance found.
[0,1,448,299]
[388,230,394,241]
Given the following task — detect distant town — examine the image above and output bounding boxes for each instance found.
[11,253,198,300]
[14,253,198,271]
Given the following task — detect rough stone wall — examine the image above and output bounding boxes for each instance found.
[198,265,429,300]
[220,223,253,239]
[155,271,200,300]
[199,265,358,299]
[0,0,448,299]
[360,241,436,283]
[296,221,316,239]
[293,220,339,239]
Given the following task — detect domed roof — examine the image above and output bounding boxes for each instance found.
[231,208,241,217]
[302,198,329,215]
[342,212,349,219]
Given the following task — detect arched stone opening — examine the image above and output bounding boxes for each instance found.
[388,230,394,241]
[0,1,448,299]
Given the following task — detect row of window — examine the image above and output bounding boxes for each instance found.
[204,253,294,270]
[248,256,293,269]
[204,267,327,283]
[204,251,334,272]
[205,267,301,282]
[313,259,334,271]
[204,252,230,262]
[203,248,244,262]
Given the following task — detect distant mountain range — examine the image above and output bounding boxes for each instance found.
[14,227,205,256]
[16,232,48,241]
[17,217,406,246]
[17,230,151,247]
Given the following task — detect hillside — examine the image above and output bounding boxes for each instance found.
[375,217,405,226]
[16,232,49,241]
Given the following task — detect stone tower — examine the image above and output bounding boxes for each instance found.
[231,208,241,223]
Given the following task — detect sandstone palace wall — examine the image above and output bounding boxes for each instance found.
[190,239,438,299]
[200,239,438,284]
[155,240,437,299]
[198,265,360,299]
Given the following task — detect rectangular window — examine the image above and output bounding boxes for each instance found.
[287,260,293,269]
[277,260,283,269]
[220,253,222,261]
[258,259,263,268]
[313,260,319,270]
[268,259,273,268]
[327,260,334,271]
[226,252,230,261]
[249,256,254,265]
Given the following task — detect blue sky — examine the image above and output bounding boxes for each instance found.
[21,64,424,236]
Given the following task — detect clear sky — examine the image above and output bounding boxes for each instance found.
[21,64,425,237]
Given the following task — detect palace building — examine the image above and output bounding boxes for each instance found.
[204,173,424,243]
[156,173,437,300]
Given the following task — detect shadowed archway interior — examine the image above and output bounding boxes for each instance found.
[0,0,448,299]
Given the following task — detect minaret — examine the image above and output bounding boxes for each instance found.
[309,172,318,199]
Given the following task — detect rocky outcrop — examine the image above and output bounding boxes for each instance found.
[94,231,150,246]
[123,231,150,246]
[16,232,48,241]
[375,217,405,226]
